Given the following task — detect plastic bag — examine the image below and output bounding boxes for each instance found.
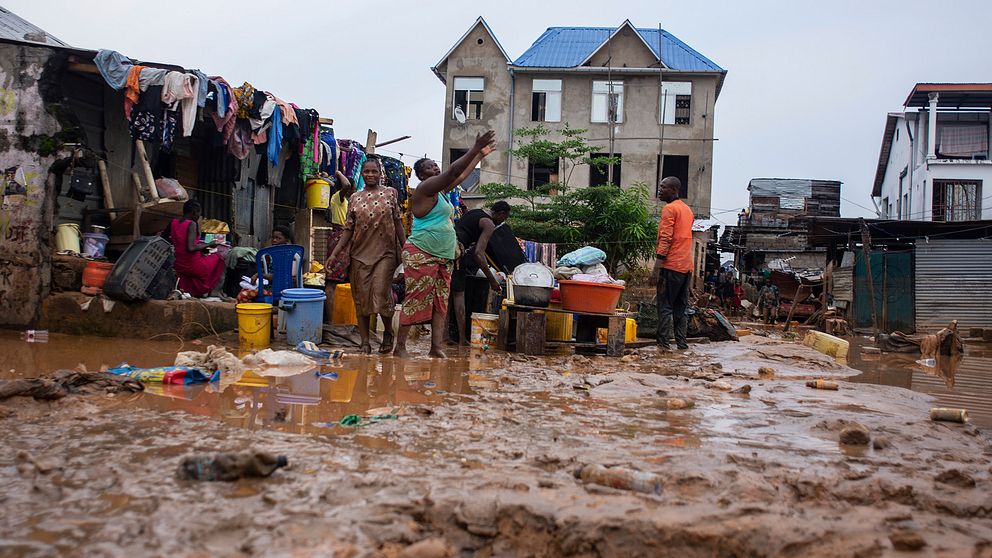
[154,178,189,201]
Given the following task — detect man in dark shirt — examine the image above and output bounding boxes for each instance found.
[451,201,511,345]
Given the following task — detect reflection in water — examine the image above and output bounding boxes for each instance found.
[848,336,992,427]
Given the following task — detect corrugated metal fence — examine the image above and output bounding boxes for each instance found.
[916,239,992,332]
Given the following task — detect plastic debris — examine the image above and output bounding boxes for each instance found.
[177,451,287,481]
[930,407,968,423]
[574,464,662,495]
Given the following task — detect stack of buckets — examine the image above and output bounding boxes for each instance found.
[237,288,326,349]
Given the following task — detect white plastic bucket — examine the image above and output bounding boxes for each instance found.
[470,312,499,348]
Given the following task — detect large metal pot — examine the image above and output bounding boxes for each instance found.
[513,284,552,307]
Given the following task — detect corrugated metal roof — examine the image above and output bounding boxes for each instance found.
[0,7,68,47]
[512,25,723,72]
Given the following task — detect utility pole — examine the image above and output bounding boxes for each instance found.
[657,22,666,199]
[606,39,615,186]
[859,217,880,341]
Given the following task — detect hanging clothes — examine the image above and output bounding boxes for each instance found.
[123,65,146,120]
[381,156,408,205]
[228,120,252,160]
[319,129,337,175]
[162,71,198,137]
[94,50,132,90]
[129,85,177,152]
[137,68,168,91]
[232,82,256,119]
[266,106,283,165]
[190,69,209,108]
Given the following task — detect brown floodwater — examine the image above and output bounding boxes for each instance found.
[0,330,491,437]
[846,335,992,427]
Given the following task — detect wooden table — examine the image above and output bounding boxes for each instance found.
[495,303,636,357]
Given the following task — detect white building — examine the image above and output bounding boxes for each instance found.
[872,83,992,222]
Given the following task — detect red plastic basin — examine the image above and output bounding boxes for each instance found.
[558,280,624,314]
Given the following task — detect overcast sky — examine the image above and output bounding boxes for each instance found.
[9,0,992,226]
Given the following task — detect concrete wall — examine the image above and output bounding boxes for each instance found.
[436,21,511,188]
[877,114,911,219]
[0,43,68,326]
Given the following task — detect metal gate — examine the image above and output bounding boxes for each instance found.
[916,239,992,332]
[854,250,915,333]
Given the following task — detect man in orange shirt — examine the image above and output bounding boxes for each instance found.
[649,177,695,351]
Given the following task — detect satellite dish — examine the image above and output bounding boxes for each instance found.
[454,105,467,125]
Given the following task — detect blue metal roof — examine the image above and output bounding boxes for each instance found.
[512,26,723,72]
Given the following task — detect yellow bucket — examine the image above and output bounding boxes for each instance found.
[237,303,272,349]
[625,318,638,343]
[327,368,359,402]
[55,223,81,253]
[470,312,499,348]
[305,178,331,209]
[545,303,573,341]
[332,283,358,325]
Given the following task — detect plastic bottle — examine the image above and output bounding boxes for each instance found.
[177,452,288,481]
[806,379,839,390]
[574,464,662,495]
[20,330,49,343]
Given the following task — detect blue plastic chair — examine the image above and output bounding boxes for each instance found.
[255,244,304,304]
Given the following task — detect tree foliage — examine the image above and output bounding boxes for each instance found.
[481,125,657,274]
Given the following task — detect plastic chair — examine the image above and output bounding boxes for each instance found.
[255,244,304,304]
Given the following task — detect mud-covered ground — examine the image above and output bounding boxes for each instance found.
[1,333,990,557]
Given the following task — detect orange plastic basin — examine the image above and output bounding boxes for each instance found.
[558,280,624,314]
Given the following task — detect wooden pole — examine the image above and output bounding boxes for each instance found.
[97,160,115,209]
[365,129,378,156]
[859,218,880,340]
[134,140,159,201]
[782,286,803,333]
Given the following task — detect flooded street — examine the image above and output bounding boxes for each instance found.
[0,330,990,556]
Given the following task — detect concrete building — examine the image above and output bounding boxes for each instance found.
[872,83,992,222]
[431,18,726,218]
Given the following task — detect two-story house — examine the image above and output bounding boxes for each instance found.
[431,18,726,218]
[872,83,992,222]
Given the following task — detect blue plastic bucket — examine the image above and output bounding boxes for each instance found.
[278,288,326,346]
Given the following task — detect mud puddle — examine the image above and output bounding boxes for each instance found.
[847,335,992,427]
[0,330,489,437]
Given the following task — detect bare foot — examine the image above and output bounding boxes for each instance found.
[359,343,372,355]
[379,332,394,354]
[427,346,447,359]
[392,347,410,358]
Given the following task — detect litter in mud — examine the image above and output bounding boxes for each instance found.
[575,463,663,495]
[806,379,839,390]
[930,407,969,423]
[177,451,288,481]
[0,369,144,400]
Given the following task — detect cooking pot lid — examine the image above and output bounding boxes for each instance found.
[511,263,554,287]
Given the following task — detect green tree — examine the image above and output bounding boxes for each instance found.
[480,125,657,274]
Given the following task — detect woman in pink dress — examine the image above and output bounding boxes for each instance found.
[169,200,224,297]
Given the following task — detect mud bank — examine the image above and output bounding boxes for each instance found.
[0,335,990,557]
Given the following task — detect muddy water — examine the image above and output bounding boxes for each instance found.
[847,336,992,427]
[0,330,489,437]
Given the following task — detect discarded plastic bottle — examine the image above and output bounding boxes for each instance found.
[806,379,839,390]
[574,464,662,495]
[177,452,288,481]
[20,330,49,343]
[930,407,969,423]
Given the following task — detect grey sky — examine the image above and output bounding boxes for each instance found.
[8,0,992,226]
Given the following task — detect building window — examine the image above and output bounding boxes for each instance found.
[527,158,559,190]
[591,81,623,123]
[902,193,909,219]
[452,77,484,120]
[881,197,889,218]
[450,148,481,190]
[936,124,988,159]
[660,82,692,125]
[589,153,621,186]
[932,179,981,222]
[657,154,689,199]
[531,79,561,122]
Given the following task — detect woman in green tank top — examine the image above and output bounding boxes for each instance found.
[393,131,497,358]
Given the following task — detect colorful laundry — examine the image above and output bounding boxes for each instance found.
[106,366,219,385]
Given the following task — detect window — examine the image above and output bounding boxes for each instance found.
[591,81,623,123]
[657,155,689,199]
[881,197,889,218]
[902,193,910,219]
[527,158,559,190]
[936,124,988,159]
[660,82,692,125]
[531,79,561,122]
[450,148,481,190]
[453,77,484,120]
[589,153,621,186]
[932,180,981,222]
